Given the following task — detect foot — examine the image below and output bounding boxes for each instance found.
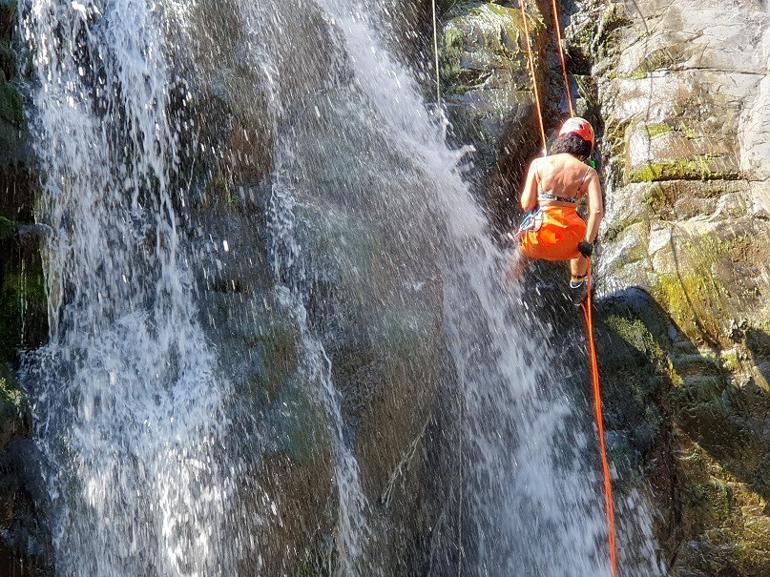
[569,276,588,306]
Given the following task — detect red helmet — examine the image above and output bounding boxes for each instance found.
[559,117,595,148]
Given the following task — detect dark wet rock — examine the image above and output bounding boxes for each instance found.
[438,1,550,229]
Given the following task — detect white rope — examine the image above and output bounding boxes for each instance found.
[432,0,441,104]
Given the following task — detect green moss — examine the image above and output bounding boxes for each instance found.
[0,264,49,363]
[626,44,688,79]
[441,2,537,96]
[719,348,741,373]
[651,235,736,344]
[642,183,669,211]
[593,1,632,60]
[629,156,740,183]
[0,374,21,407]
[654,273,719,342]
[603,217,639,243]
[645,122,672,138]
[682,479,734,531]
[441,25,467,93]
[605,315,666,361]
[0,215,16,239]
[678,122,699,141]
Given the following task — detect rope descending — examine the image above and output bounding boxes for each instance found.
[518,0,547,155]
[431,0,441,104]
[550,0,574,117]
[518,2,616,573]
[581,265,619,577]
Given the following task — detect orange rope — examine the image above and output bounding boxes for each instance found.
[580,264,619,577]
[519,0,547,154]
[550,0,574,117]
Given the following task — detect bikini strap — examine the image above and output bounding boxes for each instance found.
[577,165,594,196]
[535,162,544,194]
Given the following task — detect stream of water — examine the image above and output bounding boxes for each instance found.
[19,0,658,575]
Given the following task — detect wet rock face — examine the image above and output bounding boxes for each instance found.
[564,0,770,575]
[438,1,548,228]
[0,0,50,572]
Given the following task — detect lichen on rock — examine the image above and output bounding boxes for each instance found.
[562,0,770,573]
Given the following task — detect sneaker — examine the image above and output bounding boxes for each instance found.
[569,277,588,306]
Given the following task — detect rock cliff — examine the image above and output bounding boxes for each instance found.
[1,0,768,576]
[0,0,49,572]
[578,1,770,574]
[440,0,770,575]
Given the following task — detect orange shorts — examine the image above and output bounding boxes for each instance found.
[519,206,586,261]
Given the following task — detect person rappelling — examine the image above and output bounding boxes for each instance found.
[515,117,604,304]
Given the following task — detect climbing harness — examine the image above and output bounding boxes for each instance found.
[517,208,544,237]
[580,263,618,577]
[518,2,620,575]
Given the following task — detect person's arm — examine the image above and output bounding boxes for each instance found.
[520,158,540,212]
[583,170,603,243]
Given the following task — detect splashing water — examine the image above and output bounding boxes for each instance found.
[17,0,664,574]
[21,0,234,575]
[269,150,373,577]
[253,0,660,575]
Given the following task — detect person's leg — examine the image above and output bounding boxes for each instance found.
[569,255,589,304]
[570,255,588,278]
[505,249,528,285]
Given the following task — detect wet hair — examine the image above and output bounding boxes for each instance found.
[550,133,592,161]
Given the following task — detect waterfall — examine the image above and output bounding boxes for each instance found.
[21,0,234,575]
[18,0,661,575]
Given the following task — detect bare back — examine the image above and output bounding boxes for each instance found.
[532,153,592,201]
[519,152,603,245]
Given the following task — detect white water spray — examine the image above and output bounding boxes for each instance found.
[21,0,233,575]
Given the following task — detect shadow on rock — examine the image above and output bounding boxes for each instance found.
[594,287,770,577]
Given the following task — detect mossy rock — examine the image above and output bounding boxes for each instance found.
[648,233,747,346]
[0,76,27,167]
[0,74,23,126]
[625,42,690,79]
[0,367,24,448]
[0,251,48,364]
[440,2,531,96]
[0,0,16,41]
[628,156,740,183]
[595,289,672,457]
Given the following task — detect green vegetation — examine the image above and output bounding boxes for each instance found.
[441,2,539,96]
[649,235,745,345]
[0,264,49,364]
[0,373,21,408]
[0,74,24,127]
[682,479,734,531]
[629,155,740,183]
[644,122,672,138]
[625,43,689,79]
[605,315,666,361]
[0,215,16,239]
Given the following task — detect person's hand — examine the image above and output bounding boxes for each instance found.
[577,241,593,258]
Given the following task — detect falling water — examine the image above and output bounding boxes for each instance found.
[250,0,649,575]
[21,0,234,575]
[269,150,372,577]
[17,0,662,574]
